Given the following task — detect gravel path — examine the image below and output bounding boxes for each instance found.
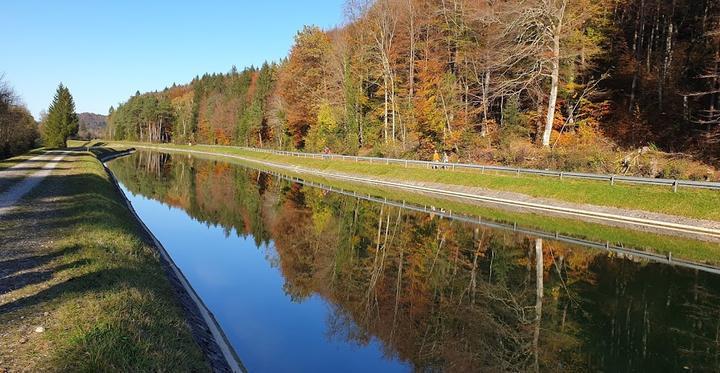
[0,151,67,216]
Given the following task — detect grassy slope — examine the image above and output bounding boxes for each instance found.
[0,150,209,371]
[95,143,720,265]
[106,141,720,222]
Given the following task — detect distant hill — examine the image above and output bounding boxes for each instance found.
[77,112,107,139]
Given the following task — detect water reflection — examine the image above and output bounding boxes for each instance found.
[109,151,720,372]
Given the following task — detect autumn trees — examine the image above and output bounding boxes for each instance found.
[107,65,279,147]
[0,76,38,158]
[278,26,331,149]
[274,0,610,154]
[612,0,720,154]
[108,0,720,168]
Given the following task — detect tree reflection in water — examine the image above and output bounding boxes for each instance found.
[109,151,720,372]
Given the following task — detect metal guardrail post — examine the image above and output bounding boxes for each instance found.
[611,175,615,185]
[673,180,678,193]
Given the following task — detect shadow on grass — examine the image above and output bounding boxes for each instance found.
[1,159,73,164]
[0,167,72,172]
[0,189,130,235]
[0,245,80,279]
[0,259,91,296]
[0,264,159,315]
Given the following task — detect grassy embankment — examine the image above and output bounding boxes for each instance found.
[95,141,720,265]
[105,141,720,222]
[0,149,209,371]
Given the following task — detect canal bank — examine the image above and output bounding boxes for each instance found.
[0,148,237,372]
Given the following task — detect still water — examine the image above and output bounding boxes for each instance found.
[108,151,720,372]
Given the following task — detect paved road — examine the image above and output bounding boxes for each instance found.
[0,151,67,216]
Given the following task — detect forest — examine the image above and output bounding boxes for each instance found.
[107,0,720,178]
[110,151,720,372]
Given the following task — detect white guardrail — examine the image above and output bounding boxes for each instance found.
[234,147,720,192]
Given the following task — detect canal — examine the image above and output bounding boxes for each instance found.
[108,150,720,372]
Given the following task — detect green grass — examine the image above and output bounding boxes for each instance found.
[103,141,720,222]
[0,149,209,371]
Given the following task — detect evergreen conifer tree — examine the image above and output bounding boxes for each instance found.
[42,83,78,148]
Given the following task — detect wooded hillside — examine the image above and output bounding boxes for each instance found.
[77,112,107,140]
[107,0,720,178]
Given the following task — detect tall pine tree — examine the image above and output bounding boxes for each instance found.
[42,83,78,148]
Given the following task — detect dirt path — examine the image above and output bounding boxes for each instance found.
[0,151,68,215]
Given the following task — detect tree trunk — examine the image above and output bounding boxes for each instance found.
[384,75,389,143]
[406,0,414,150]
[542,31,561,147]
[481,70,490,137]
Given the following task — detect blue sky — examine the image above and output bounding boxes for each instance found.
[2,0,346,118]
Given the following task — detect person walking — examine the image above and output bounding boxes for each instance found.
[442,151,449,169]
[432,149,440,169]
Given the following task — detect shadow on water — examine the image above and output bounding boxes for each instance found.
[104,150,720,372]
